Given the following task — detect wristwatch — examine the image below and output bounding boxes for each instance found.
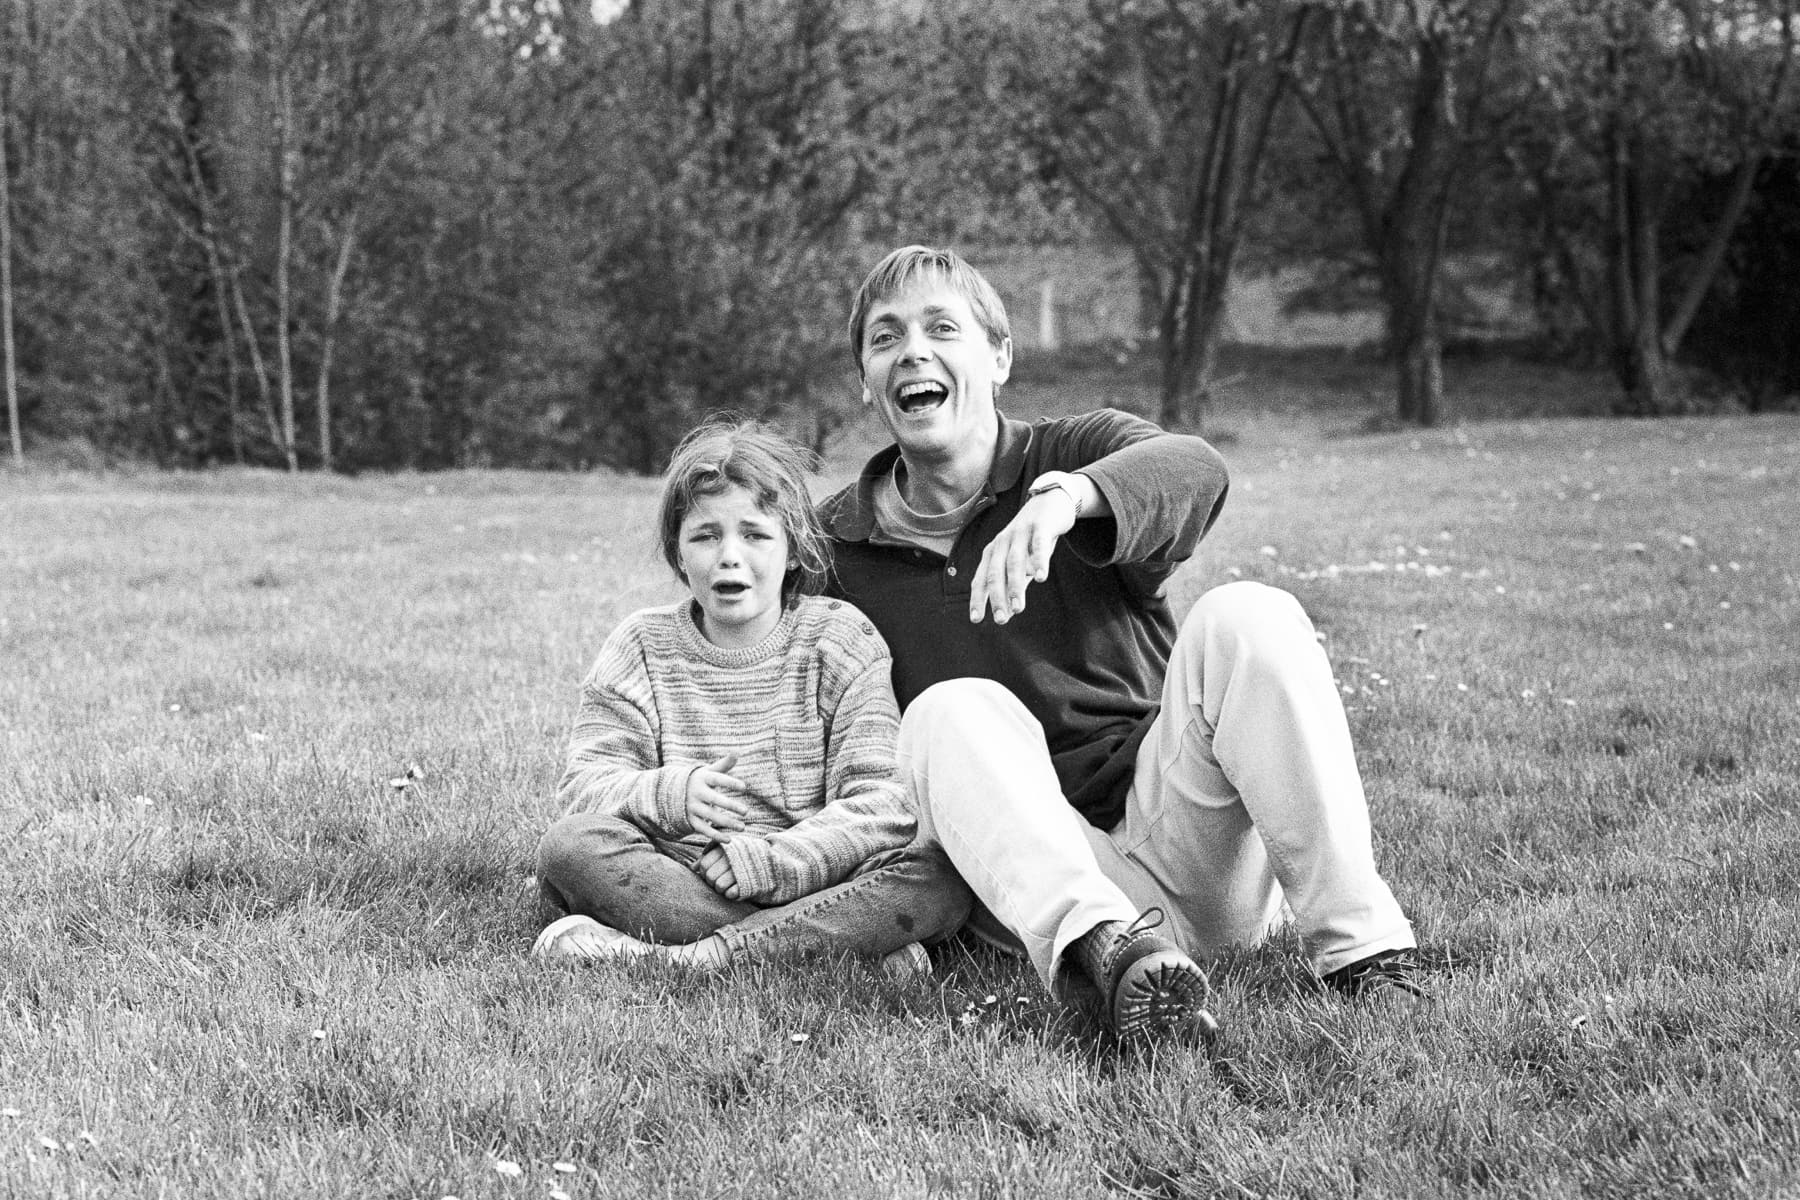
[1026,476,1084,518]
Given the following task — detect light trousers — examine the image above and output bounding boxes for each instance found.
[895,581,1416,987]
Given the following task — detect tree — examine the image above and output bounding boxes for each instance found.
[2,0,160,463]
[541,0,889,471]
[1507,0,1798,414]
[1292,0,1514,427]
[2,76,18,465]
[989,0,1311,431]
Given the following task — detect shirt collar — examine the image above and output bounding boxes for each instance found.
[823,412,1034,543]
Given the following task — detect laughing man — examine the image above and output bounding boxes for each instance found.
[818,245,1422,1044]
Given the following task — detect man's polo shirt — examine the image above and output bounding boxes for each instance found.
[819,408,1229,829]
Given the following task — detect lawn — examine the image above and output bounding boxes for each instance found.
[4,379,1799,1198]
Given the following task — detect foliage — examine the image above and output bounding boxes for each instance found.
[1681,149,1800,408]
[984,0,1311,432]
[3,0,1799,469]
[1288,0,1517,428]
[1,0,909,473]
[1494,0,1800,414]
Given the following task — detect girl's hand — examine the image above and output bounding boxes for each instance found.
[686,752,749,842]
[696,844,741,900]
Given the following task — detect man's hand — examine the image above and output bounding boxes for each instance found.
[696,844,742,900]
[969,473,1084,624]
[686,752,748,842]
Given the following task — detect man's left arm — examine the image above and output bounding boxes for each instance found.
[971,410,1228,624]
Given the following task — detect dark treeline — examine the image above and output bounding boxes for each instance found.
[1,0,1796,472]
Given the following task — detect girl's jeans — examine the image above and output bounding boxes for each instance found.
[897,581,1417,988]
[535,814,972,962]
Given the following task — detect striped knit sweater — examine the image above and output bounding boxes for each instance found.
[556,594,913,905]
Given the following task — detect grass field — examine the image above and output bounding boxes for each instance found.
[4,367,1799,1198]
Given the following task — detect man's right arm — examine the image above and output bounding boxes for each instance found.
[971,409,1228,623]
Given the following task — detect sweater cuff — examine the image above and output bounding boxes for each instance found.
[1061,470,1121,565]
[651,763,701,837]
[720,837,777,903]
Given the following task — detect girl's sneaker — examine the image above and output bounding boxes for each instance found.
[532,913,631,960]
[879,941,932,980]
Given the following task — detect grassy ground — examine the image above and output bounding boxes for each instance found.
[4,364,1799,1198]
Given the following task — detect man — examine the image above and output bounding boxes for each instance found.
[819,246,1421,1044]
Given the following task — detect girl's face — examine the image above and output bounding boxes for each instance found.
[676,483,794,650]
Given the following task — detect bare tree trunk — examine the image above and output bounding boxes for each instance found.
[315,208,358,473]
[1156,266,1227,430]
[273,65,298,471]
[1151,7,1306,430]
[225,263,282,452]
[0,85,20,466]
[167,98,249,463]
[1606,132,1672,415]
[1382,32,1454,428]
[1662,153,1761,357]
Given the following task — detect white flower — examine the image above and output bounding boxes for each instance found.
[491,1158,523,1178]
[553,1163,577,1175]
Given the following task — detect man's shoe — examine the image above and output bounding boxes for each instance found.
[1322,948,1429,1003]
[1091,911,1220,1044]
[532,913,632,960]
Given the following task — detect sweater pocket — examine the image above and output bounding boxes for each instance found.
[774,720,828,816]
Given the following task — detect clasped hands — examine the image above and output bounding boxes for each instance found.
[686,752,748,900]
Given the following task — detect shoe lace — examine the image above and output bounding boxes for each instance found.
[1123,908,1167,939]
[1097,908,1169,980]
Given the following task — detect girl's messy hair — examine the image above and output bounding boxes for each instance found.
[656,417,829,600]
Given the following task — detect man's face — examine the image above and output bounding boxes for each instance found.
[858,274,1012,463]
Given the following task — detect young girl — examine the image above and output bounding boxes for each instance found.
[532,419,970,972]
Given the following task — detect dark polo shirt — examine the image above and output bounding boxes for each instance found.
[818,408,1228,830]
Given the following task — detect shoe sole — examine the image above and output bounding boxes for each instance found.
[1112,951,1220,1044]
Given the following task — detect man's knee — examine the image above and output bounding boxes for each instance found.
[900,677,1043,748]
[1176,581,1334,696]
[1180,581,1318,659]
[1188,580,1310,636]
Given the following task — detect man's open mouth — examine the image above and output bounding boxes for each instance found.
[896,380,948,414]
[713,582,749,597]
